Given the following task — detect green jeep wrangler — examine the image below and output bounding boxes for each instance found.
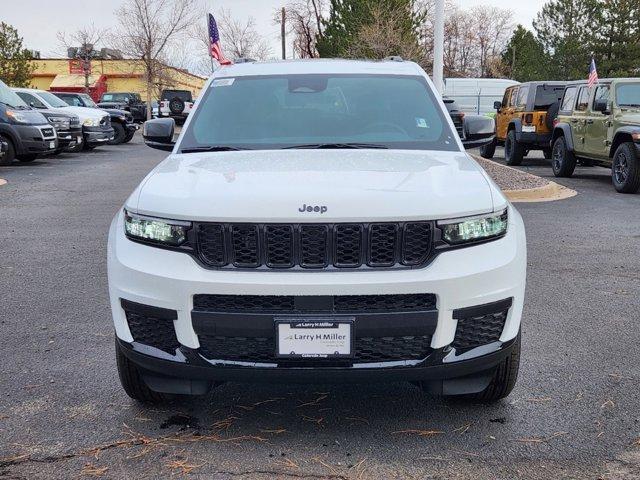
[551,78,640,193]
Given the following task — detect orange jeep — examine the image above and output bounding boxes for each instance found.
[481,82,567,165]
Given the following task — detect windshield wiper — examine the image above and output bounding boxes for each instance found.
[180,146,249,153]
[283,142,388,150]
[619,104,640,108]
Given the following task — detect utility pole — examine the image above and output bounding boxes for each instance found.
[433,0,445,94]
[281,7,286,60]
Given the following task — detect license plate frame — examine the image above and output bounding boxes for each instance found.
[275,318,355,359]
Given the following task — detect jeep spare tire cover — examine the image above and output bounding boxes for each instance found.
[545,102,560,130]
[169,97,185,115]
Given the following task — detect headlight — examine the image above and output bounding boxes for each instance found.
[438,209,508,245]
[124,210,191,246]
[83,118,98,127]
[47,117,70,129]
[6,109,33,124]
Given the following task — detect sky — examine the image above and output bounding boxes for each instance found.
[4,0,547,61]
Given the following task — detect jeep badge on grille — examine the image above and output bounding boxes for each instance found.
[298,204,327,214]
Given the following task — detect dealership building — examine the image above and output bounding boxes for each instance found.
[29,59,206,102]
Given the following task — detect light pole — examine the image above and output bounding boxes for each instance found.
[433,0,445,94]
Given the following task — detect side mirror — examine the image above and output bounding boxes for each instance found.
[493,101,502,111]
[143,118,176,152]
[593,99,610,114]
[462,115,495,150]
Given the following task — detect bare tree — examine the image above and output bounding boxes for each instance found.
[111,0,202,119]
[57,24,109,92]
[280,0,327,59]
[469,6,513,77]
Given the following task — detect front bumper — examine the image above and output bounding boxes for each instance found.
[84,126,115,145]
[55,127,83,149]
[12,124,58,155]
[108,206,526,384]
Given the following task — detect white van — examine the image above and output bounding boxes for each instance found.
[444,78,519,115]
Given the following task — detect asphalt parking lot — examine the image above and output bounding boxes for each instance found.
[1,138,639,479]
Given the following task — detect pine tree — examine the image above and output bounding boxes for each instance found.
[0,22,35,87]
[316,0,419,59]
[594,0,640,77]
[533,0,599,80]
[502,25,551,82]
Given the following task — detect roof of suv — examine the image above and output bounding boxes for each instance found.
[212,59,425,78]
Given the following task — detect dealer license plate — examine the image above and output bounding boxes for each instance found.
[276,319,353,358]
[49,141,55,149]
[522,125,536,133]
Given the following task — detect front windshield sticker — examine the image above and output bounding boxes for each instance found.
[415,117,429,128]
[212,78,235,88]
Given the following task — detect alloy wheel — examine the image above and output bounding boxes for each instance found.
[614,152,629,184]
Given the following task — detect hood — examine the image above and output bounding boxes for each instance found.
[98,101,129,109]
[52,106,107,120]
[615,111,640,125]
[130,150,503,223]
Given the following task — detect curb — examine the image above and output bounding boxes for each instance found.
[472,154,577,203]
[504,181,577,203]
[0,178,6,187]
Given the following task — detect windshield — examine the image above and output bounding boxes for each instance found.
[0,80,29,109]
[37,91,70,108]
[102,93,130,103]
[80,94,98,108]
[616,83,640,107]
[180,74,457,152]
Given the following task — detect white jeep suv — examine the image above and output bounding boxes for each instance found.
[108,59,526,404]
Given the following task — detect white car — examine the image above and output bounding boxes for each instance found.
[13,88,114,150]
[108,59,526,404]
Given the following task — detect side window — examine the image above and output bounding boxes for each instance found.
[501,89,511,107]
[16,92,46,109]
[593,85,610,110]
[575,87,590,112]
[515,86,529,108]
[560,87,577,112]
[508,88,518,107]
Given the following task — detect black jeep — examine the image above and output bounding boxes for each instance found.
[98,92,147,123]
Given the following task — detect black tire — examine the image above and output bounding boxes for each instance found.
[17,154,37,162]
[480,138,497,159]
[65,141,84,153]
[122,130,135,143]
[551,136,577,177]
[450,334,521,403]
[116,338,170,403]
[169,97,185,115]
[612,142,640,194]
[108,123,126,145]
[545,102,560,130]
[0,136,15,166]
[504,130,525,166]
[543,148,552,160]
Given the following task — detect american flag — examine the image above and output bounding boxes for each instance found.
[209,13,232,65]
[588,58,599,88]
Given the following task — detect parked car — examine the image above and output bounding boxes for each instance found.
[158,89,194,124]
[551,78,640,193]
[482,81,567,164]
[109,59,525,405]
[0,80,57,165]
[443,97,465,138]
[54,92,139,145]
[40,110,82,155]
[13,88,114,151]
[97,92,147,123]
